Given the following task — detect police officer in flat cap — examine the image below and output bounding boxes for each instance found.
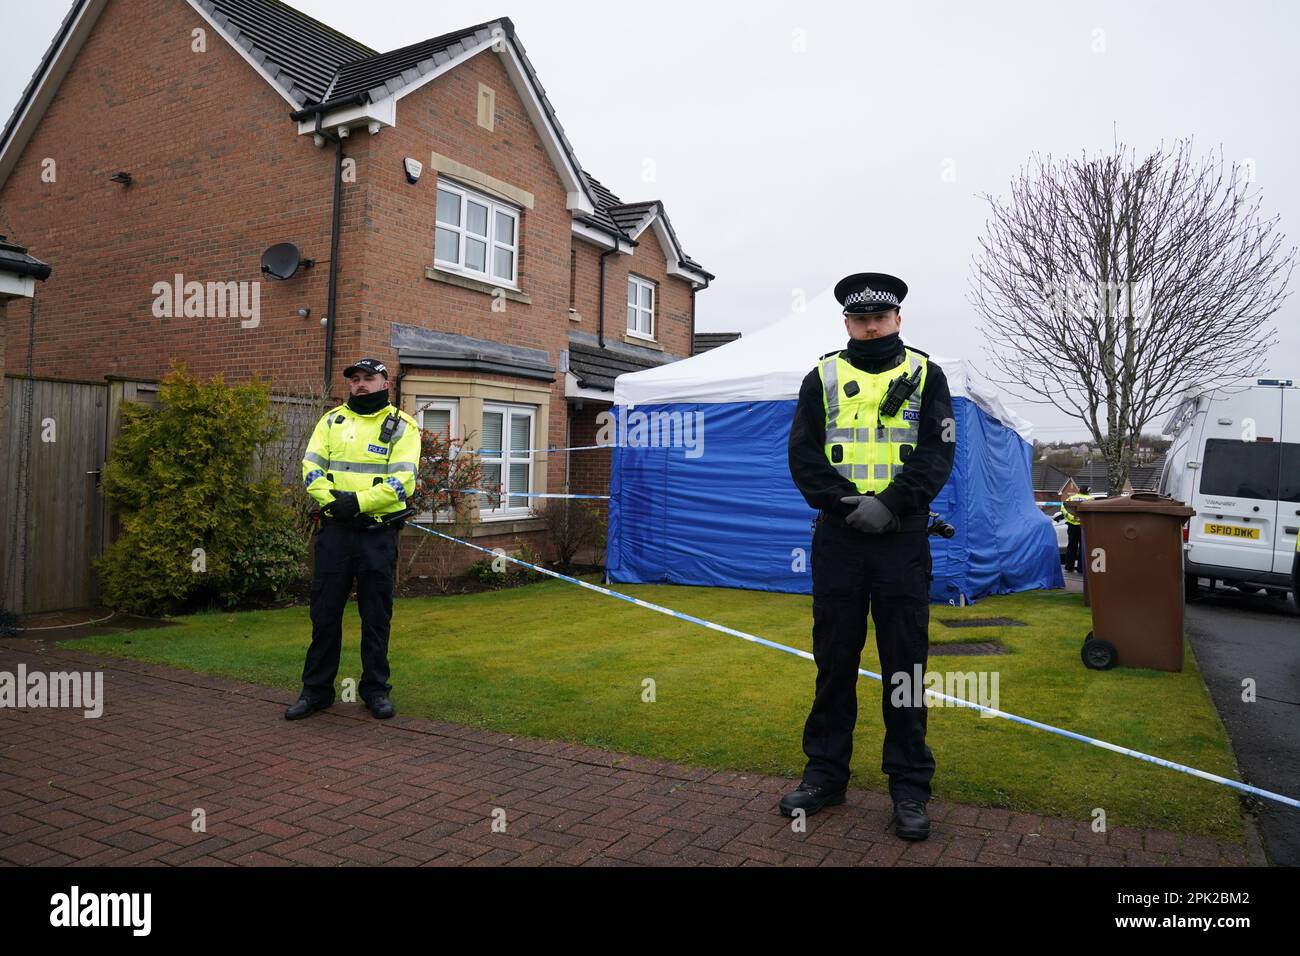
[287,358,420,721]
[782,273,955,840]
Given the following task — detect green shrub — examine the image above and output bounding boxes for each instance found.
[95,367,307,614]
[464,541,546,589]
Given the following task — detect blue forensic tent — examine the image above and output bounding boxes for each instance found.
[606,292,1063,604]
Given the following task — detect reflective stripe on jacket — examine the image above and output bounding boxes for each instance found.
[818,348,929,495]
[302,403,420,521]
[1063,493,1090,526]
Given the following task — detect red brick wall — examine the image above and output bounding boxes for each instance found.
[0,0,704,580]
[0,0,350,395]
[571,239,604,329]
[571,225,695,358]
[566,401,612,519]
[350,44,573,489]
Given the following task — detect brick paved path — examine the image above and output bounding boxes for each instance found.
[0,638,1255,866]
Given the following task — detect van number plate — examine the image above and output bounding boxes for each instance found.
[1205,523,1260,540]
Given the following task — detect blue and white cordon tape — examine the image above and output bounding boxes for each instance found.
[408,523,1300,810]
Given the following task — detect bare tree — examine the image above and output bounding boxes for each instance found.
[971,138,1293,492]
[398,428,484,590]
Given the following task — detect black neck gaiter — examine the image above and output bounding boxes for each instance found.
[347,388,390,415]
[845,332,903,368]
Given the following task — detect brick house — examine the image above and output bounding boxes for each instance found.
[0,0,712,610]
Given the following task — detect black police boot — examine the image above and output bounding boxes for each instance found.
[892,799,931,841]
[778,781,846,817]
[285,696,331,720]
[365,696,396,720]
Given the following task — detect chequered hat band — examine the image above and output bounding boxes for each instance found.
[844,289,900,308]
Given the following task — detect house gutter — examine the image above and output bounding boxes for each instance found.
[288,103,358,391]
[597,236,619,349]
[288,92,369,122]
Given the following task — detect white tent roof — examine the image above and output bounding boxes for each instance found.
[614,289,1036,441]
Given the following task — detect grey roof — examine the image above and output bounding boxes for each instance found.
[567,330,679,391]
[577,171,711,278]
[1069,461,1118,495]
[1127,454,1167,491]
[575,172,629,237]
[693,332,741,354]
[391,323,555,382]
[0,235,52,281]
[325,20,497,101]
[607,200,656,235]
[195,0,375,107]
[1031,462,1072,493]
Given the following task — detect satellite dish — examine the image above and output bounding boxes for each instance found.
[260,242,314,280]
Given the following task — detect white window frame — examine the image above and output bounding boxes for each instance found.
[479,402,536,521]
[413,397,459,523]
[435,179,521,287]
[627,274,655,340]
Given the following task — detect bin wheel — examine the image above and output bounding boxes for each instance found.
[1083,630,1094,645]
[1082,638,1118,670]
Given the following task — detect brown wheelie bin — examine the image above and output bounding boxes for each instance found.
[1073,493,1195,672]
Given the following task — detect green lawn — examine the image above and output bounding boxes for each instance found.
[69,580,1245,838]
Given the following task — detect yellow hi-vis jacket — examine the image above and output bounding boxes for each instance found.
[1063,492,1090,526]
[301,403,420,522]
[818,347,929,496]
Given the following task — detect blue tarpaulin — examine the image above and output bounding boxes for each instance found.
[606,398,1062,604]
[606,293,1063,604]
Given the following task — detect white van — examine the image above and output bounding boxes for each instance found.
[1159,378,1298,599]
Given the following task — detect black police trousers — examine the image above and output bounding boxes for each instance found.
[800,514,936,803]
[301,521,398,706]
[1064,523,1082,572]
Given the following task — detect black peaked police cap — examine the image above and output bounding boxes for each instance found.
[342,358,389,379]
[835,273,908,314]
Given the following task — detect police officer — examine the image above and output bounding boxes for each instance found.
[286,358,420,721]
[782,273,955,841]
[1062,485,1091,573]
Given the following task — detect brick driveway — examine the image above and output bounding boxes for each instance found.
[0,638,1255,867]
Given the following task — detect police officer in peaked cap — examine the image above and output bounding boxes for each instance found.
[782,272,956,840]
[287,358,420,722]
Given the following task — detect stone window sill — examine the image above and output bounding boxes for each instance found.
[406,516,546,538]
[622,333,663,351]
[426,266,532,304]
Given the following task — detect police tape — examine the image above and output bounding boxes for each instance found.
[406,523,1300,811]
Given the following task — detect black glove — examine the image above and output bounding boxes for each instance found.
[840,495,899,534]
[325,490,361,520]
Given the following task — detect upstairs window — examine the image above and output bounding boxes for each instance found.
[627,274,655,339]
[435,180,519,286]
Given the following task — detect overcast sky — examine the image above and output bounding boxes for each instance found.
[3,0,1297,440]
